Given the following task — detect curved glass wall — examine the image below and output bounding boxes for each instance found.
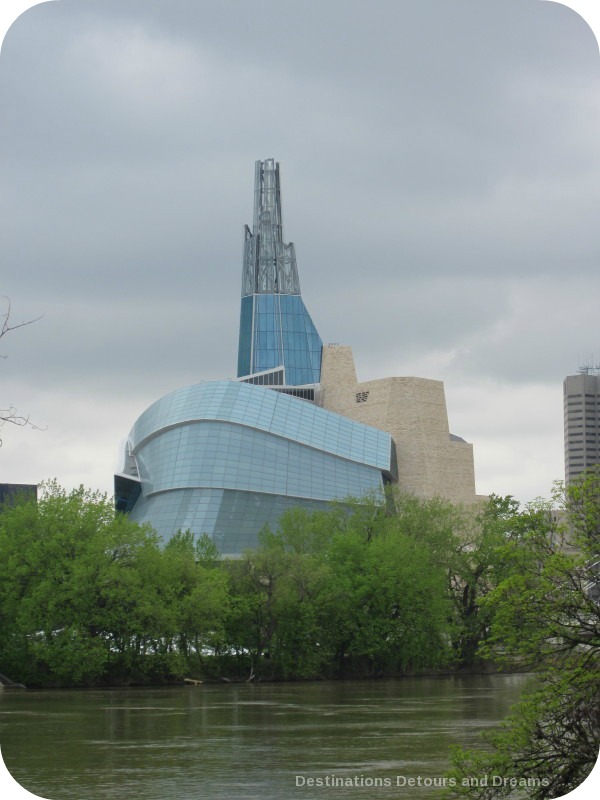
[130,489,335,557]
[124,381,392,555]
[131,382,391,469]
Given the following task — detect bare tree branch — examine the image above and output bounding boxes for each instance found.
[1,296,43,350]
[1,297,44,444]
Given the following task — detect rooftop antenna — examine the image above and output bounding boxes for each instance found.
[578,356,600,375]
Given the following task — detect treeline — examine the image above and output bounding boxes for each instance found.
[1,480,546,687]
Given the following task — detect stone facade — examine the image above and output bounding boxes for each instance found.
[319,345,479,504]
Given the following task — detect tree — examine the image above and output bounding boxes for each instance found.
[388,492,530,668]
[160,530,230,675]
[315,501,453,676]
[0,481,163,684]
[222,520,331,680]
[224,500,455,680]
[1,297,42,444]
[0,483,231,686]
[444,470,600,799]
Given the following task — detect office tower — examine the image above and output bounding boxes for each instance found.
[564,368,600,484]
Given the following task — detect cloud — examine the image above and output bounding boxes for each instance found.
[1,0,599,502]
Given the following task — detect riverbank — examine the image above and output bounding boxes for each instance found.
[3,658,533,691]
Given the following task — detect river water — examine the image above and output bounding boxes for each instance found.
[0,674,530,800]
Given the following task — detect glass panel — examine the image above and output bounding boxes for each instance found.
[237,296,254,377]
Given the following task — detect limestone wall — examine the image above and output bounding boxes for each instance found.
[319,344,477,504]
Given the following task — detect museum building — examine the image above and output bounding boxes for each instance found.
[115,159,478,555]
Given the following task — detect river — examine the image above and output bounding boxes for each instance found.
[0,674,531,800]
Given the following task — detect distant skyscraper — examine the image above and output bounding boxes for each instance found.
[564,367,600,484]
[237,159,322,387]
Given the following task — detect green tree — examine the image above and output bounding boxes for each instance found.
[0,483,231,686]
[160,530,230,675]
[225,500,455,680]
[445,470,600,799]
[307,502,452,676]
[388,492,529,668]
[0,482,166,684]
[222,516,332,680]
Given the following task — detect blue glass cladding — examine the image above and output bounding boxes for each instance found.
[130,381,391,471]
[280,294,322,385]
[253,294,283,373]
[237,293,322,385]
[237,296,253,378]
[134,420,384,502]
[129,489,335,555]
[126,381,392,555]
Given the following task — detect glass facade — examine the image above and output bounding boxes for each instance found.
[122,381,392,555]
[237,294,322,385]
[237,159,323,386]
[128,489,335,558]
[237,296,253,377]
[252,294,283,373]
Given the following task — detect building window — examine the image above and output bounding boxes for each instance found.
[356,391,370,404]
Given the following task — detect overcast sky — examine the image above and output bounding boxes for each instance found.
[0,0,599,505]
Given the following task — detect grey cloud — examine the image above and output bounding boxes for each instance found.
[1,0,599,500]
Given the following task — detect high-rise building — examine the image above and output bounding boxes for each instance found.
[115,159,479,555]
[564,368,600,484]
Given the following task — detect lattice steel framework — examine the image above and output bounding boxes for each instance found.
[241,159,300,296]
